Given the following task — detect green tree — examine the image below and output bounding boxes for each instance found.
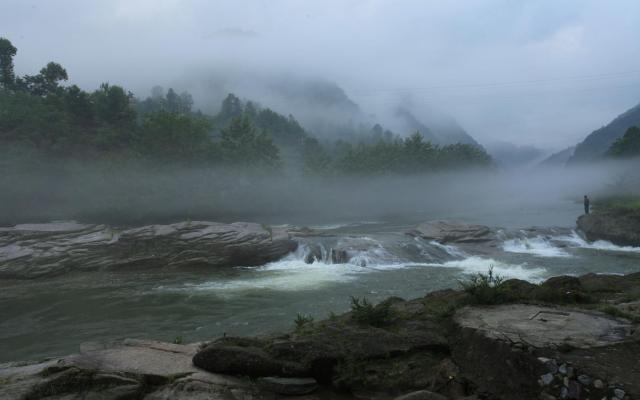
[91,83,136,127]
[0,37,17,89]
[22,62,68,96]
[136,111,213,162]
[607,126,640,158]
[302,137,332,175]
[219,93,243,122]
[220,116,280,168]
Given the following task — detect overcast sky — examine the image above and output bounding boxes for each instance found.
[2,0,640,150]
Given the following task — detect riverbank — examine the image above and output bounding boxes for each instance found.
[2,271,639,399]
[577,196,640,247]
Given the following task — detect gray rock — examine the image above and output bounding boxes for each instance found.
[192,343,308,378]
[0,339,261,400]
[408,220,495,244]
[0,221,297,279]
[540,373,554,386]
[393,389,449,400]
[257,376,318,395]
[577,374,591,386]
[614,388,626,399]
[577,211,640,247]
[559,364,568,375]
[593,379,604,389]
[454,304,634,349]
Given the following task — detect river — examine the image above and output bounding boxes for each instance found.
[1,195,640,363]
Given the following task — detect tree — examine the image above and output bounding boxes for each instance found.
[0,37,17,89]
[302,137,332,176]
[220,116,280,168]
[21,62,68,96]
[136,111,213,162]
[166,88,180,113]
[219,93,243,121]
[91,83,136,130]
[179,91,193,114]
[608,126,640,158]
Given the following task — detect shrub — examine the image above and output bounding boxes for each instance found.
[459,266,511,305]
[350,296,394,327]
[294,313,314,332]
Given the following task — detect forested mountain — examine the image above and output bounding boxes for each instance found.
[539,146,575,166]
[487,142,546,168]
[0,37,493,176]
[568,102,640,163]
[607,126,640,158]
[394,107,480,147]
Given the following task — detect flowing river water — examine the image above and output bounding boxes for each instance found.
[1,198,640,363]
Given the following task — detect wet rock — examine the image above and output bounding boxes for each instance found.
[614,388,626,399]
[408,220,495,244]
[576,374,591,386]
[540,373,554,386]
[0,221,297,279]
[577,210,640,247]
[257,377,318,395]
[393,390,449,400]
[192,344,308,378]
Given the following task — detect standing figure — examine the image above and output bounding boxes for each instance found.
[584,195,590,215]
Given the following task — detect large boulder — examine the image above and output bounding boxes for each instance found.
[408,220,495,244]
[453,304,639,400]
[192,343,309,378]
[0,339,264,400]
[0,221,297,279]
[577,210,640,247]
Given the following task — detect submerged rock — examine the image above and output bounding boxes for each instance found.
[0,221,297,279]
[407,220,495,244]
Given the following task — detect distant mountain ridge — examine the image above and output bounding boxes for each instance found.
[394,107,481,147]
[568,102,640,163]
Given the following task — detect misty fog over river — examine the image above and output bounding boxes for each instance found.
[1,162,640,363]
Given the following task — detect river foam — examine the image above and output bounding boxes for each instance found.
[557,231,640,253]
[502,236,572,258]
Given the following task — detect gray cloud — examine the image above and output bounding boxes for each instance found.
[2,0,640,150]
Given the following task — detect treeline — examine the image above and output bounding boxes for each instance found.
[0,37,493,174]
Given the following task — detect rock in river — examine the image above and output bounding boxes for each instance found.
[407,220,495,244]
[0,221,297,279]
[577,210,640,247]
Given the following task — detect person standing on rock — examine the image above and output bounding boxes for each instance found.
[584,195,590,215]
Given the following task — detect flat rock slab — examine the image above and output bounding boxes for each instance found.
[455,304,634,349]
[408,220,495,244]
[0,221,297,279]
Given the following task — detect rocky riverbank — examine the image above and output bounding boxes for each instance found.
[2,272,639,400]
[577,203,640,247]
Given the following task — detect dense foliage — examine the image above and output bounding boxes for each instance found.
[607,126,640,158]
[0,37,493,174]
[335,132,493,174]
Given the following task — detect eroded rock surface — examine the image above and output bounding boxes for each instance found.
[408,220,495,244]
[0,221,297,279]
[455,304,634,349]
[577,210,640,247]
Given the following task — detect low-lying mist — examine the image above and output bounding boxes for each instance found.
[2,151,638,229]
